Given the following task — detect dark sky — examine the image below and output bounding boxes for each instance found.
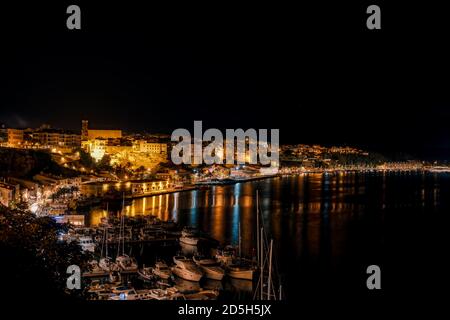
[1,2,450,159]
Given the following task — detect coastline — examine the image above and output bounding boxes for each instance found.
[77,168,449,207]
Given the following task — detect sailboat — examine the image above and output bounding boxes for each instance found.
[84,259,106,277]
[225,223,257,280]
[99,222,120,272]
[253,190,282,300]
[99,203,119,272]
[115,194,138,272]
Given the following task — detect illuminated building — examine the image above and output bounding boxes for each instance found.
[133,140,168,155]
[7,128,24,147]
[0,182,20,207]
[89,139,107,161]
[81,119,122,140]
[87,129,122,139]
[33,129,81,148]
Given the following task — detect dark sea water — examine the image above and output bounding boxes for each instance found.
[89,172,450,301]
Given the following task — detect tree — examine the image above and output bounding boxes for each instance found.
[75,148,96,169]
[0,206,91,301]
[97,154,112,171]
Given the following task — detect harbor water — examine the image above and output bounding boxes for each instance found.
[87,172,450,300]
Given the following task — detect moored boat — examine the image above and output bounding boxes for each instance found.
[215,248,235,266]
[181,226,198,238]
[84,260,106,277]
[193,255,225,281]
[116,254,138,272]
[152,261,172,280]
[227,264,255,281]
[179,235,199,246]
[99,257,120,272]
[193,255,216,265]
[199,264,225,281]
[137,267,155,281]
[171,257,203,281]
[77,236,96,252]
[184,289,219,300]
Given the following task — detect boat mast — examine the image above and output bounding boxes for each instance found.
[100,226,105,259]
[260,226,264,300]
[121,193,125,256]
[105,202,108,258]
[116,193,125,259]
[253,190,282,301]
[256,190,260,264]
[105,228,108,258]
[267,239,273,300]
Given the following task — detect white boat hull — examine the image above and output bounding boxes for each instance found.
[99,258,120,272]
[179,236,199,245]
[138,269,154,281]
[153,269,171,280]
[172,266,203,282]
[227,268,254,281]
[200,265,225,281]
[116,255,138,271]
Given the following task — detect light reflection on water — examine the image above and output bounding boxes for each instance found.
[89,172,447,250]
[88,172,450,298]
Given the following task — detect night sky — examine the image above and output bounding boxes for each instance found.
[1,2,449,159]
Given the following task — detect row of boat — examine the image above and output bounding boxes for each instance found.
[81,192,277,301]
[88,250,255,282]
[87,281,219,301]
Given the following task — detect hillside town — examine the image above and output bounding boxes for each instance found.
[0,120,447,213]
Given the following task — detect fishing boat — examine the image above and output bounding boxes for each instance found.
[199,265,225,281]
[215,246,235,266]
[111,285,135,295]
[181,226,198,238]
[84,260,106,277]
[146,288,184,300]
[185,289,219,300]
[116,254,138,272]
[227,264,255,280]
[179,235,199,246]
[77,236,96,252]
[87,280,110,293]
[109,289,159,301]
[193,255,216,265]
[152,261,172,280]
[171,256,203,281]
[193,255,225,281]
[180,242,198,255]
[173,255,189,266]
[99,257,120,272]
[109,271,121,284]
[137,266,155,281]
